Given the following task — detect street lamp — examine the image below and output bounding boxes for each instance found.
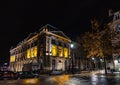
[71,44,74,48]
[92,57,95,60]
[70,43,75,73]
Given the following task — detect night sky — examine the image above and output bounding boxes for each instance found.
[0,0,120,66]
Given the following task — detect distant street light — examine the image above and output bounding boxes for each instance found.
[100,59,103,62]
[70,43,75,73]
[71,44,74,49]
[92,57,95,60]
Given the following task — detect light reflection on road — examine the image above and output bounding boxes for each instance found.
[22,78,40,84]
[91,75,98,85]
[46,75,81,85]
[0,74,120,85]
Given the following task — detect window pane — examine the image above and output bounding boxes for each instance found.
[52,45,57,56]
[10,55,15,62]
[64,48,68,58]
[27,49,31,58]
[33,46,37,57]
[58,46,63,57]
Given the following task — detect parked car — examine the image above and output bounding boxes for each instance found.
[0,71,18,80]
[17,71,39,79]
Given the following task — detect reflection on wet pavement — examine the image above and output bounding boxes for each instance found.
[1,74,120,85]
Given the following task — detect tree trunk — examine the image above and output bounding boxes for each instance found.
[78,56,81,73]
[112,56,115,70]
[104,56,107,75]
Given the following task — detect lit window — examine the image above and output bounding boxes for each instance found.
[52,45,57,56]
[10,55,15,62]
[64,48,68,58]
[58,46,63,57]
[33,46,37,57]
[31,48,34,57]
[27,49,31,58]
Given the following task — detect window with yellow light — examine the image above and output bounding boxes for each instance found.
[58,46,63,57]
[10,55,15,62]
[52,45,57,56]
[64,48,68,58]
[33,46,37,57]
[27,49,31,58]
[31,48,34,57]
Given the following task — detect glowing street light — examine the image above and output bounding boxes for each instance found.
[70,44,74,49]
[92,57,95,60]
[70,43,75,73]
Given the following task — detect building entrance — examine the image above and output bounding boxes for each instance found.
[52,59,56,70]
[57,60,63,70]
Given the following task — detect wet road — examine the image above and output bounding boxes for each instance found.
[0,74,120,85]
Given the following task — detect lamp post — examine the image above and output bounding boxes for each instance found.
[49,52,52,71]
[71,43,75,74]
[45,51,51,73]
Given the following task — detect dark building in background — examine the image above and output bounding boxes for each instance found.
[69,41,82,73]
[9,24,71,73]
[107,10,120,71]
[70,41,90,72]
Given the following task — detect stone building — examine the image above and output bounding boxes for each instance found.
[107,10,120,71]
[9,24,71,73]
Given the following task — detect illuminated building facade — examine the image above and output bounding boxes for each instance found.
[9,24,71,73]
[108,10,120,70]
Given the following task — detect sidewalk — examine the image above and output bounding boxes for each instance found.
[74,70,119,76]
[39,70,120,77]
[91,70,120,76]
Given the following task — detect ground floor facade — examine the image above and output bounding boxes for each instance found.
[10,56,69,73]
